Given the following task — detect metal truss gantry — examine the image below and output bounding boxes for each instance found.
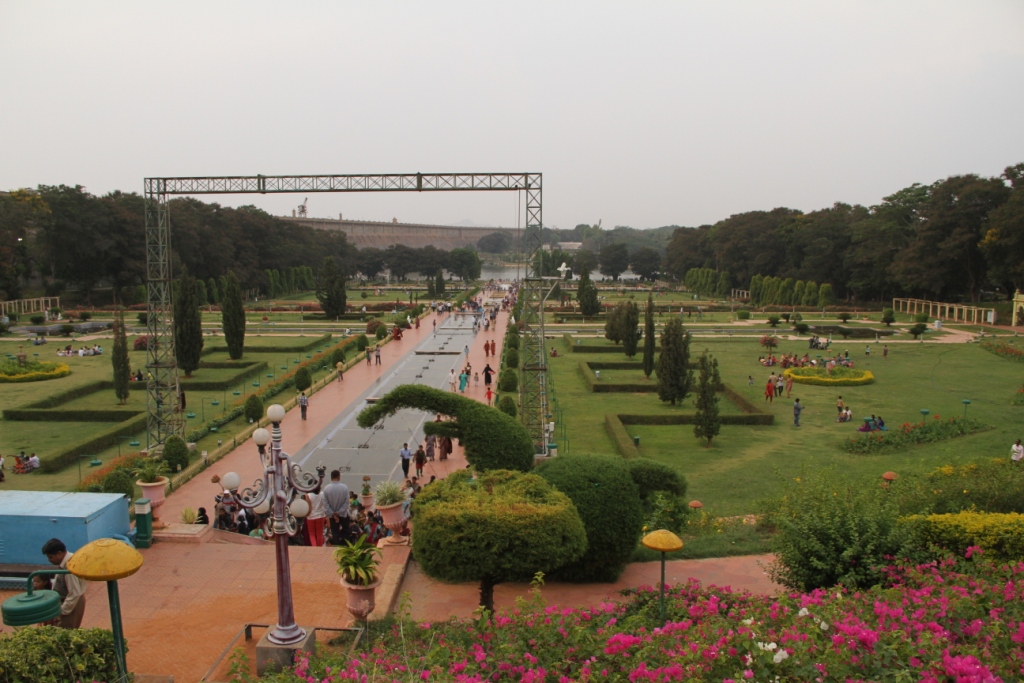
[143,173,550,453]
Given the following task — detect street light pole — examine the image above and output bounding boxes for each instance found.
[222,404,321,645]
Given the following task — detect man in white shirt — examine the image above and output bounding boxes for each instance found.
[42,538,86,628]
[1012,439,1024,463]
[28,454,40,470]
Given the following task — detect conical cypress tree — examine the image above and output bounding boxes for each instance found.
[621,301,641,358]
[642,292,656,378]
[577,270,600,317]
[173,266,204,377]
[656,318,693,406]
[112,309,131,405]
[207,277,220,305]
[693,352,721,446]
[435,269,446,295]
[222,270,246,360]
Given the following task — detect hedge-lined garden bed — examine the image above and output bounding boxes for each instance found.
[0,360,71,383]
[783,366,875,386]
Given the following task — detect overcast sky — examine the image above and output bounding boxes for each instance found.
[2,2,1023,230]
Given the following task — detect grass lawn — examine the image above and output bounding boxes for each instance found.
[549,335,1024,517]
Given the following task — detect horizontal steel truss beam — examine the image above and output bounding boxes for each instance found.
[145,173,541,195]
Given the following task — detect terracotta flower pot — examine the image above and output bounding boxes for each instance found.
[137,477,170,529]
[341,577,381,619]
[360,493,375,510]
[377,501,408,545]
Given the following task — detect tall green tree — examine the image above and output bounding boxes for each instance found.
[221,270,246,360]
[621,300,641,358]
[604,303,624,345]
[817,283,836,308]
[802,281,819,307]
[577,269,601,317]
[981,163,1024,294]
[435,269,446,295]
[316,256,347,319]
[629,247,662,281]
[599,243,630,281]
[656,318,693,406]
[693,351,721,446]
[111,309,130,405]
[207,277,219,304]
[642,292,656,378]
[173,265,204,377]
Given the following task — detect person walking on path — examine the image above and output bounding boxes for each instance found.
[432,319,436,334]
[448,369,458,392]
[883,345,889,360]
[764,380,774,403]
[304,484,328,546]
[366,348,372,366]
[483,363,494,387]
[298,392,309,420]
[485,386,493,406]
[490,340,497,356]
[425,433,436,462]
[775,375,784,398]
[375,347,382,365]
[414,445,427,478]
[784,373,794,398]
[458,370,469,393]
[323,470,350,545]
[336,361,344,382]
[42,538,86,629]
[484,343,490,358]
[1012,439,1024,463]
[439,435,453,461]
[399,443,412,478]
[836,395,845,415]
[793,398,804,427]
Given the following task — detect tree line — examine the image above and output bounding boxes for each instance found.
[0,184,483,304]
[665,164,1024,302]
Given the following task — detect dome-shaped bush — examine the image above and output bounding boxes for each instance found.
[536,454,644,582]
[498,368,518,392]
[161,435,190,473]
[244,394,264,423]
[497,395,517,418]
[102,470,135,499]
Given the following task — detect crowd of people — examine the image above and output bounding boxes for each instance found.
[0,451,41,481]
[56,344,103,357]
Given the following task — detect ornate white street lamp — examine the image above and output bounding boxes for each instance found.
[222,404,321,645]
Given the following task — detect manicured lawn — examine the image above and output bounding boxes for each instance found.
[549,335,1024,516]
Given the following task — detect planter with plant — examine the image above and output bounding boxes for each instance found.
[134,458,171,527]
[360,475,374,509]
[374,480,408,543]
[180,507,198,524]
[334,535,383,618]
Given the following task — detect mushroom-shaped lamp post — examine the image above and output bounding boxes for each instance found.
[2,538,143,683]
[221,404,322,651]
[962,399,971,419]
[881,471,898,489]
[641,529,683,626]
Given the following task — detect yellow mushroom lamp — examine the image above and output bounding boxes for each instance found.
[641,529,683,625]
[69,538,144,683]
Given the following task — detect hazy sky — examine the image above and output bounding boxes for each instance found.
[2,2,1023,230]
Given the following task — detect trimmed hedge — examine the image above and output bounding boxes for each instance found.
[504,347,519,369]
[9,380,108,409]
[3,408,142,422]
[536,454,645,582]
[909,512,1024,561]
[579,360,696,393]
[498,368,518,393]
[605,414,639,459]
[200,333,331,355]
[40,413,147,473]
[162,435,190,473]
[358,385,534,472]
[783,367,875,386]
[0,362,71,383]
[617,412,774,427]
[626,459,687,500]
[0,626,122,683]
[178,361,266,391]
[497,395,517,418]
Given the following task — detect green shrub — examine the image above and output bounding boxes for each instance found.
[498,368,518,392]
[497,395,517,418]
[644,491,687,533]
[881,308,895,326]
[102,469,135,498]
[356,334,369,351]
[780,313,791,322]
[358,385,534,472]
[838,312,852,323]
[914,312,929,323]
[505,333,519,351]
[626,459,687,500]
[161,434,190,473]
[842,415,985,454]
[536,455,644,582]
[244,394,264,423]
[331,346,347,367]
[909,511,1024,560]
[0,626,122,683]
[294,366,312,392]
[505,347,519,369]
[137,311,148,326]
[766,315,780,327]
[412,469,587,611]
[375,325,389,340]
[762,468,922,591]
[793,322,810,335]
[59,324,74,337]
[908,459,1024,515]
[39,413,148,473]
[30,314,45,325]
[910,322,928,339]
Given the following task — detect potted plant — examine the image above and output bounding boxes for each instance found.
[374,480,408,544]
[134,458,171,528]
[360,476,374,509]
[334,535,382,618]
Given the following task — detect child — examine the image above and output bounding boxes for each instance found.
[485,387,494,406]
[748,375,754,386]
[473,371,480,387]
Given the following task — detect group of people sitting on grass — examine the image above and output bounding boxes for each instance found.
[0,452,41,478]
[31,336,47,345]
[56,344,103,357]
[809,335,831,350]
[857,414,887,432]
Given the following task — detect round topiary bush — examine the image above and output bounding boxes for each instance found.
[536,454,645,582]
[365,319,383,335]
[294,366,312,392]
[331,347,346,368]
[914,312,929,324]
[736,310,751,320]
[244,394,264,423]
[505,333,519,351]
[498,368,518,392]
[375,325,389,340]
[794,322,810,335]
[102,470,135,499]
[356,334,369,351]
[161,435,190,473]
[497,395,517,418]
[626,459,687,501]
[505,347,519,369]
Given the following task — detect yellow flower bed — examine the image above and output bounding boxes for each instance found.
[911,511,1024,560]
[0,362,71,383]
[782,368,874,386]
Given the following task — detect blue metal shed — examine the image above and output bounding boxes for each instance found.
[0,491,130,565]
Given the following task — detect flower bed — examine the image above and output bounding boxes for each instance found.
[980,339,1024,363]
[782,366,874,386]
[260,556,1024,683]
[0,360,70,383]
[1013,383,1024,406]
[842,415,987,454]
